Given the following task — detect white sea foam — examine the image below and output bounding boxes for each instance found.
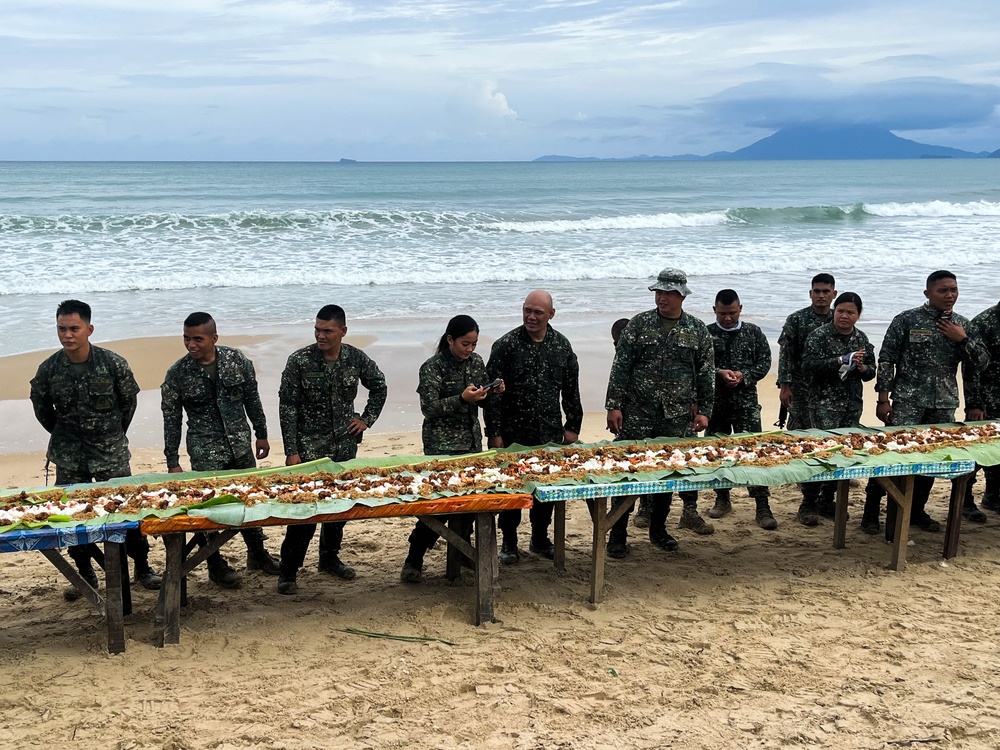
[863,200,1000,217]
[493,212,730,232]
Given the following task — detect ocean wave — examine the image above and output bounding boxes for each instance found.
[862,200,1000,217]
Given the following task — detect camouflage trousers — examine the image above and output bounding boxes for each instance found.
[280,438,358,574]
[785,383,809,431]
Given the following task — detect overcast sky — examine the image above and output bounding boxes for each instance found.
[3,0,999,160]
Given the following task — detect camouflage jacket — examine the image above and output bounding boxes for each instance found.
[279,343,387,461]
[484,325,583,446]
[964,303,1000,413]
[30,345,140,474]
[161,345,268,470]
[606,309,715,421]
[876,304,988,410]
[707,321,771,410]
[802,323,876,428]
[418,350,492,455]
[778,306,833,386]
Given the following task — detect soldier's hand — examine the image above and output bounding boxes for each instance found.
[487,436,504,449]
[717,369,740,388]
[255,439,270,460]
[347,417,369,436]
[168,466,183,474]
[779,383,793,408]
[461,385,489,403]
[692,414,709,432]
[563,429,579,445]
[607,409,623,434]
[875,401,893,425]
[936,318,967,342]
[966,408,986,422]
[286,453,302,466]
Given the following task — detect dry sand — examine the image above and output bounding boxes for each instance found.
[3,338,999,749]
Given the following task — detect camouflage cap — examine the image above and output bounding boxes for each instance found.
[648,267,691,296]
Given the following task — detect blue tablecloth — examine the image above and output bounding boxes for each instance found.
[0,521,137,553]
[532,460,977,502]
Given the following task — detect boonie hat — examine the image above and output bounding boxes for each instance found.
[648,267,691,296]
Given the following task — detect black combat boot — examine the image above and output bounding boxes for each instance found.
[796,486,820,527]
[632,496,651,528]
[708,489,732,519]
[860,480,883,534]
[648,495,679,551]
[244,529,280,575]
[962,480,987,523]
[607,524,628,559]
[64,561,100,601]
[133,561,162,590]
[400,542,425,583]
[529,525,556,559]
[678,495,714,535]
[499,534,520,565]
[754,496,778,530]
[207,552,241,588]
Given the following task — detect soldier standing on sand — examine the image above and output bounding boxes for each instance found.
[605,268,715,558]
[30,299,161,600]
[963,301,1000,517]
[705,289,777,530]
[276,304,387,595]
[400,315,504,583]
[484,290,583,565]
[862,270,988,533]
[778,274,836,431]
[799,292,876,525]
[161,312,281,588]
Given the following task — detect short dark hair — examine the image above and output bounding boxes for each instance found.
[316,305,346,326]
[184,311,215,330]
[56,299,91,322]
[811,273,836,288]
[926,270,956,287]
[438,315,479,353]
[834,291,863,315]
[714,289,740,306]
[611,318,629,345]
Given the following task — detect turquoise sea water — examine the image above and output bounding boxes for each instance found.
[2,160,1000,356]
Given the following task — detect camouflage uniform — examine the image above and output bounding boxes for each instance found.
[161,345,268,470]
[418,349,489,456]
[407,349,491,559]
[963,303,1000,510]
[778,306,833,430]
[803,323,876,429]
[485,324,582,546]
[706,320,772,509]
[278,343,387,576]
[29,345,152,577]
[868,304,989,526]
[801,323,876,517]
[161,345,274,568]
[605,309,715,537]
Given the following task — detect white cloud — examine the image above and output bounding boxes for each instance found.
[482,84,518,119]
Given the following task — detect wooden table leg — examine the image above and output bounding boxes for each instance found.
[553,501,566,572]
[943,472,971,560]
[879,475,914,572]
[474,512,496,625]
[156,533,185,647]
[103,541,126,654]
[589,497,608,605]
[833,480,850,549]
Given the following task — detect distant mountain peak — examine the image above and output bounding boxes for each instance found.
[534,124,991,162]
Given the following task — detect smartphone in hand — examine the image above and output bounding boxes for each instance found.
[480,378,502,391]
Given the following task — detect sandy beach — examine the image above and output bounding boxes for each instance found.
[4,330,999,749]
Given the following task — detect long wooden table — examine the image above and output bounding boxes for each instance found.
[536,460,976,604]
[140,493,533,647]
[0,521,135,653]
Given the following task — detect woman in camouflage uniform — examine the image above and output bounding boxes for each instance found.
[401,315,503,582]
[797,292,876,525]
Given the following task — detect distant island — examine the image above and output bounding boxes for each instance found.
[535,125,997,161]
